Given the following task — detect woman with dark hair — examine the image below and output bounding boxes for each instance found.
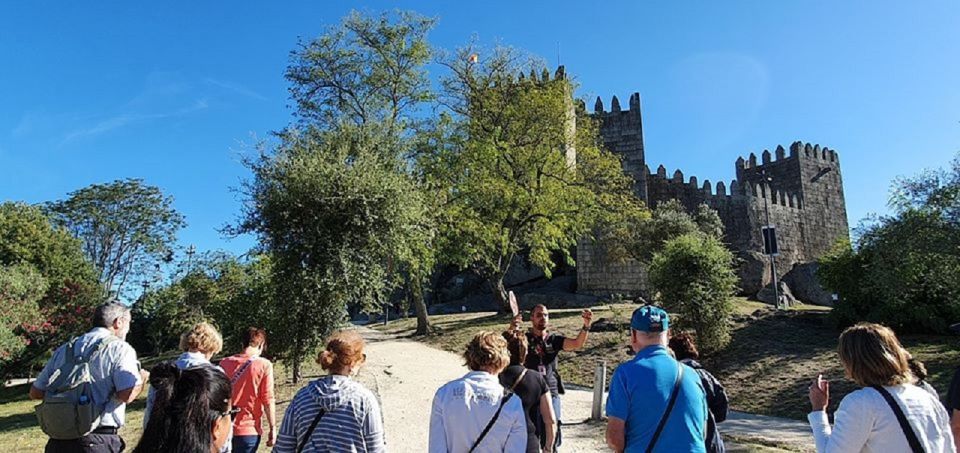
[501,329,557,453]
[134,362,236,453]
[807,323,954,452]
[669,332,728,453]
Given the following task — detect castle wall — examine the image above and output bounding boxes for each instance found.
[575,89,850,300]
[576,240,649,297]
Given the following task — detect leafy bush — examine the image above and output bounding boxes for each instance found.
[649,233,738,353]
[0,264,47,365]
[819,153,960,332]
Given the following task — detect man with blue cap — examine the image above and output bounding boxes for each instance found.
[605,305,707,453]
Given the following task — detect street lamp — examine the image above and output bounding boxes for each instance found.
[760,170,782,310]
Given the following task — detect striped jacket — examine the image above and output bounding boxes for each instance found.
[274,374,386,453]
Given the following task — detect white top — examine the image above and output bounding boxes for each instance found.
[34,327,142,428]
[429,371,527,453]
[808,384,956,453]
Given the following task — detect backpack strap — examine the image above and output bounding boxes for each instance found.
[296,408,327,453]
[872,386,925,453]
[82,335,118,362]
[231,358,254,385]
[510,369,528,392]
[646,362,684,453]
[469,394,513,453]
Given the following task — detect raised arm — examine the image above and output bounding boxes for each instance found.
[562,309,593,351]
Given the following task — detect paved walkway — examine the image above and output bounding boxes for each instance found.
[352,325,814,452]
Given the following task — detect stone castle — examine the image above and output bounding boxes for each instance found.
[577,91,850,304]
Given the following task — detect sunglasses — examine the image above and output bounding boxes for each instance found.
[216,408,241,421]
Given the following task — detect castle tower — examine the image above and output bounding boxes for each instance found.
[735,142,849,260]
[591,92,647,202]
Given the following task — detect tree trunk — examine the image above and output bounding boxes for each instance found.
[489,275,511,313]
[291,335,303,384]
[411,278,433,336]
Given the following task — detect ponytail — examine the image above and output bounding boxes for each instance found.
[134,362,231,453]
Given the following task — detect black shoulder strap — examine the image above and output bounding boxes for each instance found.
[647,362,684,453]
[872,386,925,453]
[469,394,512,453]
[231,358,255,385]
[297,408,327,453]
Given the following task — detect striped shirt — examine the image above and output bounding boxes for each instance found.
[274,374,385,453]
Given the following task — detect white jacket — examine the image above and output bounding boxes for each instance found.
[429,371,527,453]
[808,384,956,453]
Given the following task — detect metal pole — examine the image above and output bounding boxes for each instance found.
[591,362,607,421]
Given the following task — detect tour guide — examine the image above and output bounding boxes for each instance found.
[606,305,707,453]
[511,304,593,451]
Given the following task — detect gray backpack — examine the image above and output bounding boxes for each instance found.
[35,335,118,439]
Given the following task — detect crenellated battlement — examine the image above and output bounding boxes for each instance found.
[644,163,803,211]
[593,93,642,114]
[736,141,840,171]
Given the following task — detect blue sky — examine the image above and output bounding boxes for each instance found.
[2,1,958,258]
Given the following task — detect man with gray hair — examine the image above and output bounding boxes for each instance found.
[30,302,148,452]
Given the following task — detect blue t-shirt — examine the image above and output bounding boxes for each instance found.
[606,345,707,453]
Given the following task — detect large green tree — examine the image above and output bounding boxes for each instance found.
[819,153,960,332]
[45,178,185,299]
[0,202,101,376]
[425,45,645,311]
[283,10,439,335]
[237,127,431,381]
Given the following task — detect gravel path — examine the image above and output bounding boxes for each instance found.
[351,326,813,452]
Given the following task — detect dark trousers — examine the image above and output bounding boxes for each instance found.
[232,435,262,453]
[45,434,125,453]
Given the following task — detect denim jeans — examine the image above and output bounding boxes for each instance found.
[552,394,563,451]
[232,435,261,453]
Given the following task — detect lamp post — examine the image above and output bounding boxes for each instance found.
[760,170,781,310]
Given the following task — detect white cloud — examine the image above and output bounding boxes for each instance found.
[204,77,269,101]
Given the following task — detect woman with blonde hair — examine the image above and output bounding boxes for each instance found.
[808,322,955,452]
[429,331,527,452]
[273,330,385,453]
[143,321,225,428]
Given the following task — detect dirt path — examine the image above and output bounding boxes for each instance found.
[352,326,813,452]
[352,326,606,452]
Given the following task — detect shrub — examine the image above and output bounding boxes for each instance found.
[649,233,738,353]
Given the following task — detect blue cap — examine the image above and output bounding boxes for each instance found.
[630,305,669,332]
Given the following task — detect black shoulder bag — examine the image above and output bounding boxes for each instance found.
[297,408,327,453]
[871,385,925,453]
[646,362,684,453]
[469,373,524,453]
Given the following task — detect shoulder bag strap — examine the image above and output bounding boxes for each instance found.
[469,394,513,453]
[231,358,254,385]
[871,385,925,453]
[510,369,528,392]
[646,362,684,453]
[296,408,327,453]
